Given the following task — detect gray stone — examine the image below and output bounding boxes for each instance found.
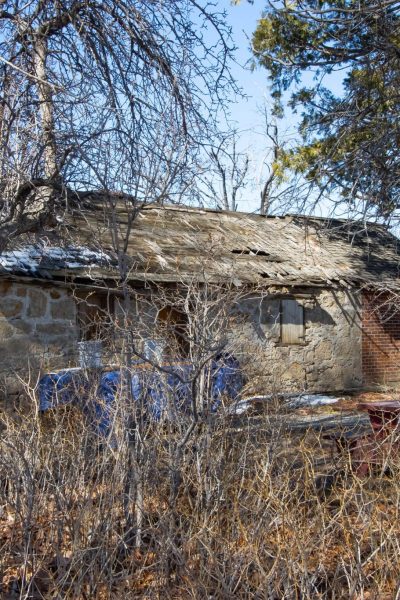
[0,336,45,370]
[15,320,34,335]
[27,288,48,318]
[231,287,362,393]
[0,298,24,318]
[50,299,76,320]
[36,323,72,336]
[0,319,14,339]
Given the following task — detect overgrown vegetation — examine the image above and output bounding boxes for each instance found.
[0,0,236,247]
[1,392,400,599]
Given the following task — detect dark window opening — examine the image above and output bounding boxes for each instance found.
[157,305,189,358]
[77,292,114,341]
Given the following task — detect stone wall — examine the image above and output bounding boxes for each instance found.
[231,288,362,394]
[0,278,364,397]
[0,280,78,393]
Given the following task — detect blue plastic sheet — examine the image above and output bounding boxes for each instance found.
[38,355,244,438]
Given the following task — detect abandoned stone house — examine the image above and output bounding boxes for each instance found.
[1,195,400,397]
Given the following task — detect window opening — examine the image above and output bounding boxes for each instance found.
[77,292,114,341]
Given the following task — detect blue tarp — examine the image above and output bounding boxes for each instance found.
[38,355,243,438]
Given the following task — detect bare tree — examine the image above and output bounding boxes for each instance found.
[201,131,249,211]
[253,104,319,217]
[259,117,280,216]
[0,0,236,247]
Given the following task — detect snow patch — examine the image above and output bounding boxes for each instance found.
[0,245,112,275]
[227,393,339,415]
[228,401,251,415]
[287,394,339,408]
[227,395,274,415]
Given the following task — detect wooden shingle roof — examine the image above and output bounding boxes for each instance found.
[1,196,400,287]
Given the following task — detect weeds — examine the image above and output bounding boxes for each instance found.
[1,391,400,599]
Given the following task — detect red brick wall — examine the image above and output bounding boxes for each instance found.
[362,292,400,387]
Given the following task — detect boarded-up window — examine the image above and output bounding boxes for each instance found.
[281,299,304,344]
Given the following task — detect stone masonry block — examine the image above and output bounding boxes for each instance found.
[0,319,15,339]
[15,285,28,297]
[50,299,76,320]
[27,288,48,318]
[0,280,12,294]
[36,322,73,336]
[0,298,24,318]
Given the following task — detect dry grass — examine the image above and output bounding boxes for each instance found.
[1,396,400,599]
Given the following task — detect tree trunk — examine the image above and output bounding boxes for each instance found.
[33,36,57,178]
[260,181,270,215]
[0,67,11,182]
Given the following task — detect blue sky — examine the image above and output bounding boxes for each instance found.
[221,0,279,212]
[218,0,293,212]
[223,1,272,133]
[218,1,346,216]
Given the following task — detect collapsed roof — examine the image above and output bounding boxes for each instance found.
[1,196,399,288]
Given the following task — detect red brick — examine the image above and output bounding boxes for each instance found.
[362,292,400,385]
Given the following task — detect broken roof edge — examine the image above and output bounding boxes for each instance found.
[0,268,339,290]
[6,183,395,233]
[124,201,395,230]
[1,254,399,292]
[70,190,387,223]
[0,261,383,290]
